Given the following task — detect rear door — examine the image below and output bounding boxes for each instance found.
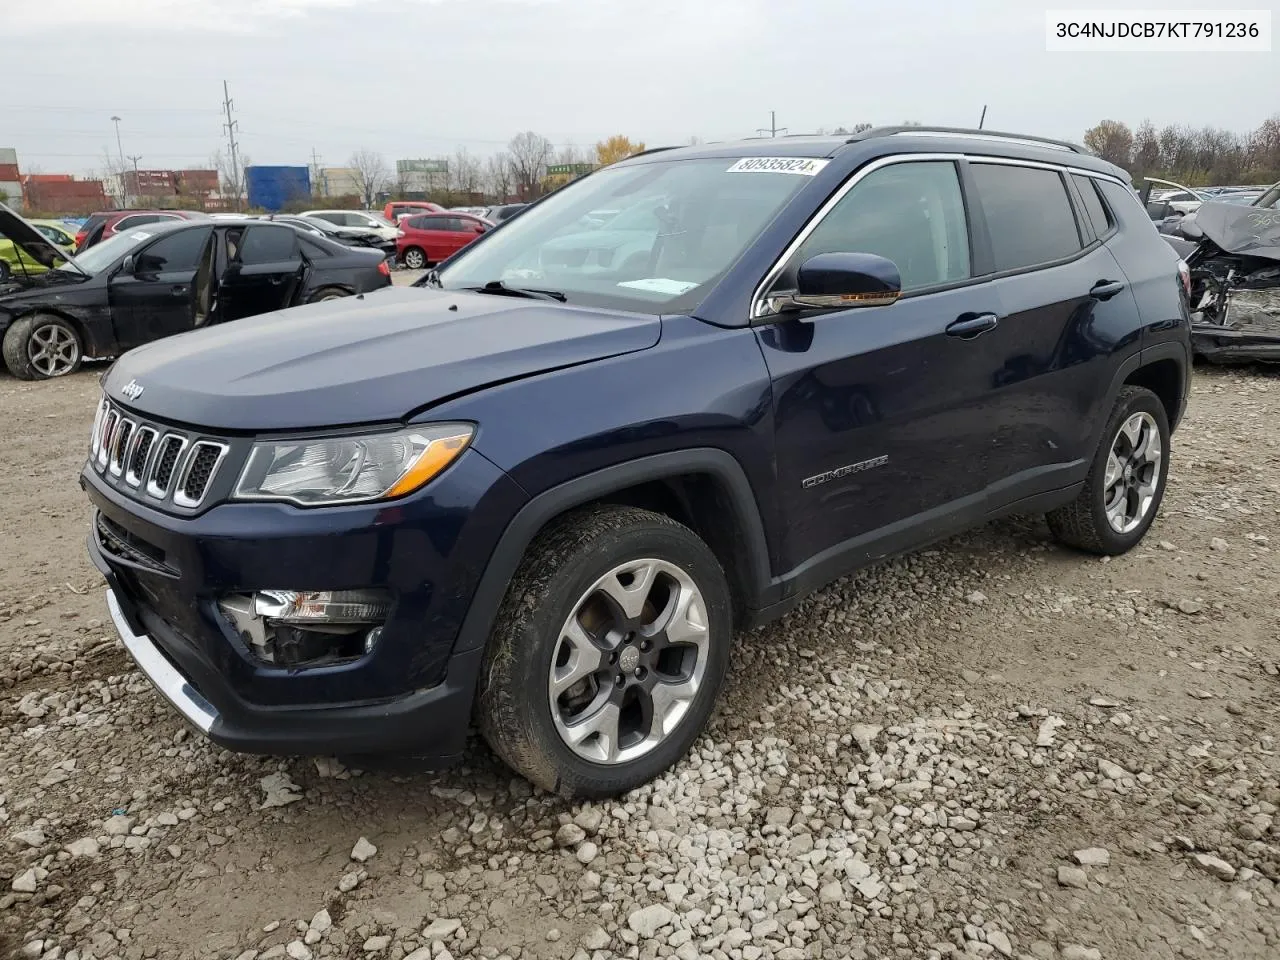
[966,160,1143,493]
[108,227,215,349]
[416,216,455,260]
[217,224,304,321]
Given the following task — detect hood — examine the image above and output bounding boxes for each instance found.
[0,202,80,273]
[102,286,661,431]
[1191,201,1280,262]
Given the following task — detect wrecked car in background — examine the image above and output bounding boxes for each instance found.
[1159,181,1280,363]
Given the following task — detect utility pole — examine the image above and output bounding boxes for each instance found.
[978,105,988,130]
[310,148,323,197]
[110,116,127,207]
[127,156,142,206]
[756,110,787,138]
[221,80,242,211]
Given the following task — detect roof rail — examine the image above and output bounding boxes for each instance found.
[624,145,682,159]
[849,125,1091,155]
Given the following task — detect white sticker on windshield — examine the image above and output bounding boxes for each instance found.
[727,157,829,176]
[618,278,700,295]
[130,232,154,241]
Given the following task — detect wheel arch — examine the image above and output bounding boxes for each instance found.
[452,449,776,656]
[9,307,93,356]
[306,283,355,302]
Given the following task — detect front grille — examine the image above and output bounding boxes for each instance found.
[96,514,172,575]
[88,400,231,511]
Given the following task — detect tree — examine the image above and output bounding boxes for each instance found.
[349,149,389,208]
[507,131,553,199]
[211,149,247,209]
[485,152,513,201]
[595,135,645,167]
[448,147,483,201]
[1082,120,1134,167]
[1131,120,1161,176]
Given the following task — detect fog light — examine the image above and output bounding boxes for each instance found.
[253,589,391,624]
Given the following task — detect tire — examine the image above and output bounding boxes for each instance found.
[477,504,732,798]
[2,313,84,380]
[0,261,10,283]
[1047,385,1170,555]
[402,247,427,270]
[309,287,351,303]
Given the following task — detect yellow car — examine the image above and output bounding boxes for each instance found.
[0,219,75,282]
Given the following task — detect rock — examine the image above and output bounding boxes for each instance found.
[820,880,843,903]
[1060,946,1102,960]
[582,927,611,951]
[1036,716,1065,747]
[338,871,361,892]
[285,943,312,960]
[962,669,982,684]
[1210,537,1228,551]
[403,950,432,960]
[363,935,390,952]
[850,724,882,754]
[575,841,598,864]
[765,806,793,826]
[350,837,377,862]
[555,823,586,847]
[573,806,604,834]
[545,928,561,942]
[13,829,46,847]
[1097,759,1130,781]
[1088,696,1121,708]
[1192,853,1236,880]
[986,930,1013,957]
[627,903,675,938]
[11,868,38,893]
[259,772,304,808]
[103,815,133,836]
[966,590,987,604]
[20,942,43,959]
[309,910,332,936]
[422,919,461,940]
[64,837,100,859]
[1073,847,1111,866]
[1176,599,1204,615]
[1057,866,1088,889]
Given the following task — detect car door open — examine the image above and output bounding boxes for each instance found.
[218,225,305,322]
[107,226,215,350]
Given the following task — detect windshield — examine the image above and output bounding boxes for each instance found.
[437,157,815,312]
[60,227,157,275]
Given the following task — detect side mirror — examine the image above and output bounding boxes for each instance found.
[784,252,902,311]
[119,255,135,275]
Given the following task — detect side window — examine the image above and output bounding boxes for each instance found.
[312,212,340,225]
[238,225,298,264]
[1072,175,1113,238]
[421,216,448,231]
[117,214,160,231]
[407,216,430,230]
[299,237,331,258]
[790,161,971,291]
[971,164,1082,271]
[136,227,212,273]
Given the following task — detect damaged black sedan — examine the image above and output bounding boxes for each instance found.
[0,204,393,380]
[1157,182,1280,363]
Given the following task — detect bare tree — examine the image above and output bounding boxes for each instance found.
[210,149,248,208]
[102,148,127,207]
[485,152,513,201]
[448,148,482,200]
[349,149,389,208]
[507,131,553,200]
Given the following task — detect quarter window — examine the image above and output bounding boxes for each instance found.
[972,164,1082,271]
[790,161,971,291]
[1072,174,1113,238]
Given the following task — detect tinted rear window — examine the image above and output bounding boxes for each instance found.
[137,227,211,272]
[1072,175,1113,237]
[972,164,1082,271]
[239,225,297,263]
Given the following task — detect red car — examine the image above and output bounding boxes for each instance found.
[76,209,211,251]
[383,201,443,222]
[396,213,491,268]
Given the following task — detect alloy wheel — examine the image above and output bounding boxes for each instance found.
[1103,411,1162,534]
[28,322,80,378]
[403,249,426,269]
[548,558,710,765]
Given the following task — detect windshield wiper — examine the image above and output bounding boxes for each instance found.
[467,280,566,302]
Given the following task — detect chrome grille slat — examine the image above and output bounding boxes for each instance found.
[89,399,232,510]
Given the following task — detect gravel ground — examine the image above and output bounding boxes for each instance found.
[0,352,1277,960]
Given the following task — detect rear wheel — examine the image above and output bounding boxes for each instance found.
[478,505,732,798]
[1047,386,1170,555]
[2,313,84,380]
[309,287,351,303]
[402,247,427,269]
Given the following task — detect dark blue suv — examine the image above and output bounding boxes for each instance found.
[82,127,1192,797]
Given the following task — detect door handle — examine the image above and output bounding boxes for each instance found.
[1090,279,1126,301]
[946,313,999,339]
[170,286,188,297]
[268,277,284,285]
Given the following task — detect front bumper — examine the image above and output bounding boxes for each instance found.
[1192,322,1280,362]
[82,446,526,759]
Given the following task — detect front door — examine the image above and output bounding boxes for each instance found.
[217,224,304,322]
[757,159,1007,574]
[107,226,214,350]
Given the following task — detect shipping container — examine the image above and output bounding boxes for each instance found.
[0,148,17,166]
[23,179,108,216]
[245,165,311,212]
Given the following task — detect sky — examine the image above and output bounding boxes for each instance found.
[4,0,1277,177]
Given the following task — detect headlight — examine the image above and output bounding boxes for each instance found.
[233,424,473,506]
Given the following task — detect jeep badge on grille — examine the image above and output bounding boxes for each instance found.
[120,380,145,401]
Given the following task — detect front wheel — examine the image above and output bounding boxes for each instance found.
[478,505,732,798]
[402,247,427,270]
[1047,385,1170,555]
[2,313,84,380]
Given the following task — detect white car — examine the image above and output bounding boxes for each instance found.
[299,209,399,242]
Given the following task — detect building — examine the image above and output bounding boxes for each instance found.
[121,168,221,205]
[23,177,109,215]
[395,158,448,198]
[0,148,23,210]
[123,169,176,196]
[317,167,362,199]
